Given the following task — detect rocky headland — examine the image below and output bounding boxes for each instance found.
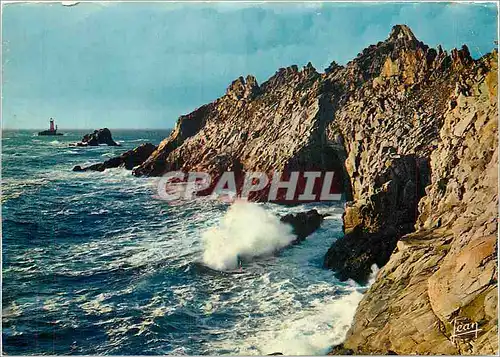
[79,25,497,354]
[326,27,498,355]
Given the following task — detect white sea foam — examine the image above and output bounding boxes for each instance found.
[211,266,380,356]
[247,289,365,355]
[324,213,343,220]
[202,212,381,355]
[260,265,379,355]
[368,263,380,285]
[202,200,296,270]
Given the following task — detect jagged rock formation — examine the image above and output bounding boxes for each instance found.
[72,128,120,146]
[128,24,496,354]
[73,143,157,172]
[335,50,497,355]
[321,24,472,283]
[133,68,348,202]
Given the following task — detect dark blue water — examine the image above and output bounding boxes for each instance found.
[2,130,367,355]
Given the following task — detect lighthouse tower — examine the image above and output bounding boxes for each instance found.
[38,118,62,136]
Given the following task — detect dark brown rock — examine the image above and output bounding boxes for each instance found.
[73,143,157,172]
[280,209,325,243]
[73,128,119,146]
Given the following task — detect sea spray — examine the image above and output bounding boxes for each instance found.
[367,263,380,285]
[249,289,365,355]
[202,200,296,270]
[230,264,381,355]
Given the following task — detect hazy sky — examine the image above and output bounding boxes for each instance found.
[2,2,498,129]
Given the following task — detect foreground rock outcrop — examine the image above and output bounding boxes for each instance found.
[72,128,120,146]
[122,24,496,354]
[73,143,157,172]
[322,24,470,282]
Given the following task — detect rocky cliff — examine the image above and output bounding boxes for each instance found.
[329,33,498,355]
[132,59,349,202]
[132,25,497,354]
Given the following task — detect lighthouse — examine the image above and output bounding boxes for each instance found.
[38,118,63,136]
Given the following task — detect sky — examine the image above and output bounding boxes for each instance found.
[2,1,498,130]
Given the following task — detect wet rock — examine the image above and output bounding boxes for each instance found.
[73,143,157,172]
[280,209,325,243]
[328,344,354,355]
[73,128,119,146]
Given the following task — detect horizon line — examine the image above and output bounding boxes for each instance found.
[1,128,174,131]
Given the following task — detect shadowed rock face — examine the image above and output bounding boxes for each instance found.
[73,143,157,172]
[280,209,325,243]
[324,155,429,283]
[321,24,479,283]
[74,128,120,146]
[121,24,495,354]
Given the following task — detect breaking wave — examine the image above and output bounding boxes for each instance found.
[202,200,296,270]
[4,130,371,355]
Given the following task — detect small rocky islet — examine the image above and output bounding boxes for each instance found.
[71,127,120,147]
[73,25,498,355]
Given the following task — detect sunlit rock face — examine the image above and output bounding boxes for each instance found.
[130,25,497,354]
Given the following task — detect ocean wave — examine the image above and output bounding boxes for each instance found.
[204,266,377,356]
[1,178,50,202]
[3,130,359,355]
[234,289,364,355]
[202,200,296,270]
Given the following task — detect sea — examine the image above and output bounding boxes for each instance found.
[2,129,373,355]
